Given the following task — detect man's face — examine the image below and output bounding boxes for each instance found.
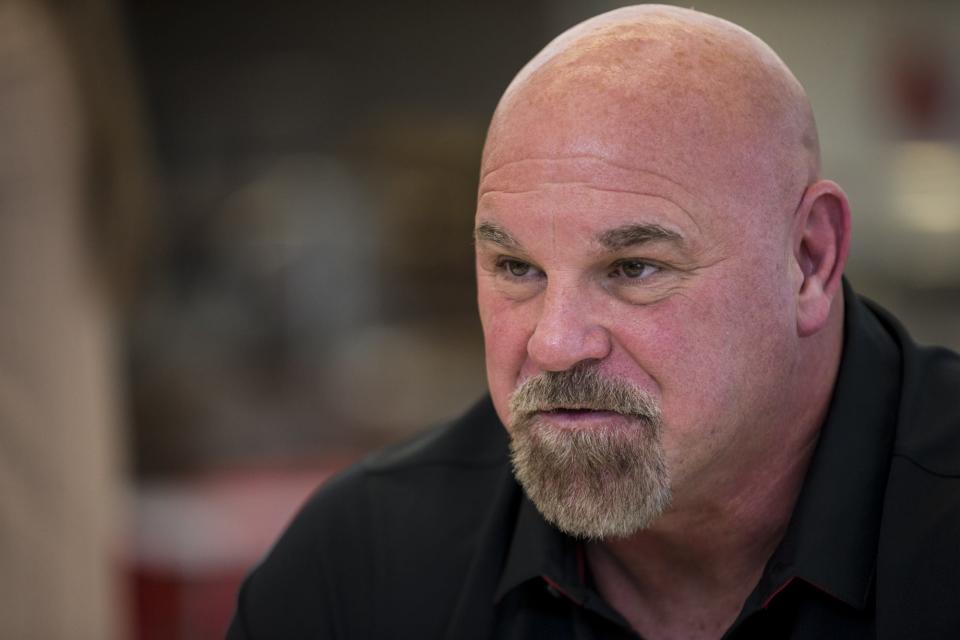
[475,81,804,531]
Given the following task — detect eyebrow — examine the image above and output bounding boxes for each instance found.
[474,221,520,250]
[598,224,683,250]
[473,221,684,252]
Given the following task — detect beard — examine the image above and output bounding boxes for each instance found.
[507,364,671,540]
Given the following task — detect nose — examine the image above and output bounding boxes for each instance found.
[526,284,612,372]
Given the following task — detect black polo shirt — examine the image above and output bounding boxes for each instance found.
[228,286,960,639]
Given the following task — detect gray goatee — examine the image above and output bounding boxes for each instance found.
[508,364,671,539]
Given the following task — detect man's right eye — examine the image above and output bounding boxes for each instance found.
[497,258,534,278]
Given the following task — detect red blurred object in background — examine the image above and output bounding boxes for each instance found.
[129,455,357,640]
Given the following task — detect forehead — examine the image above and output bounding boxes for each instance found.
[478,101,753,245]
[482,88,729,196]
[480,160,700,245]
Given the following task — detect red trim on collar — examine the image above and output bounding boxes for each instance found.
[763,575,844,609]
[542,576,583,606]
[762,577,797,609]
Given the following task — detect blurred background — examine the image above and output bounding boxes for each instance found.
[0,0,957,638]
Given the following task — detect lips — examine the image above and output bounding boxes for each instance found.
[534,407,635,429]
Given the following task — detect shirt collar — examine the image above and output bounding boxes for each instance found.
[494,280,903,615]
[493,494,585,603]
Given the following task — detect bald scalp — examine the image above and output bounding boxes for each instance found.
[482,5,820,218]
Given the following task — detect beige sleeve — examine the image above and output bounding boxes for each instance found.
[0,2,126,638]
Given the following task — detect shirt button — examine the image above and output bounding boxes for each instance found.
[546,584,562,599]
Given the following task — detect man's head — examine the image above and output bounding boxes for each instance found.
[475,5,851,539]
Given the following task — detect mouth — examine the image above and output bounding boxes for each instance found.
[534,407,634,429]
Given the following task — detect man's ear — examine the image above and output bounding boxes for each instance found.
[792,180,851,337]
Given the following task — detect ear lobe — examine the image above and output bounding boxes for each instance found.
[794,180,851,337]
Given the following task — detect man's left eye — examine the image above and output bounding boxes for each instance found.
[611,260,659,279]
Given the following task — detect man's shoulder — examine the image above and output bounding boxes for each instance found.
[865,301,960,637]
[360,394,509,475]
[868,299,960,475]
[896,341,960,474]
[299,394,512,541]
[228,397,515,639]
[291,394,509,544]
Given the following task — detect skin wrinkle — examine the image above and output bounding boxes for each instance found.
[480,186,704,236]
[482,185,684,199]
[476,5,850,639]
[478,178,705,236]
[480,154,698,197]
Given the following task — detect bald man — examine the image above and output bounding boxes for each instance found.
[229,6,960,639]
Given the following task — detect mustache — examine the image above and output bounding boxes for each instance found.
[508,364,661,421]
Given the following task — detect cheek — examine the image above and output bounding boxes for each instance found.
[612,296,745,477]
[634,275,796,455]
[478,283,535,426]
[611,299,721,409]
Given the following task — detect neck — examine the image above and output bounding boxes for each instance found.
[587,298,845,639]
[587,438,815,637]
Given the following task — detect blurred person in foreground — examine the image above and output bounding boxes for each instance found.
[0,0,150,638]
[229,6,960,639]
